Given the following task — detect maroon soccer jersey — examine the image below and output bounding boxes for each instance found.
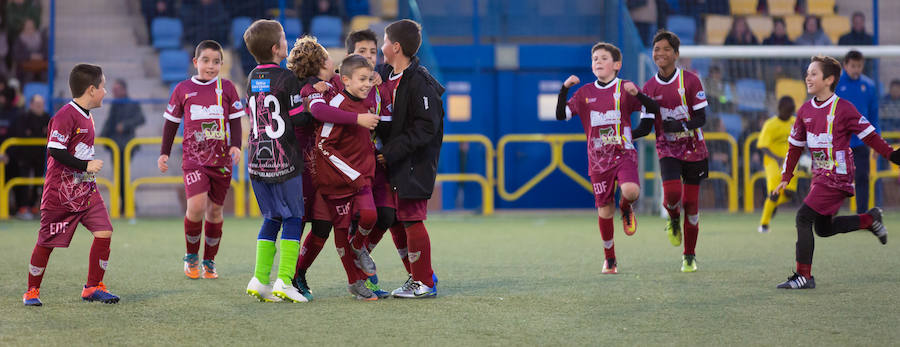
[41,101,102,212]
[642,68,709,161]
[566,78,643,174]
[314,91,376,197]
[164,77,245,169]
[786,94,876,194]
[297,78,342,176]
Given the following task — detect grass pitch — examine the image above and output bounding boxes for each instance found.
[1,210,899,345]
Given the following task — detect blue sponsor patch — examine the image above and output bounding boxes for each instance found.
[251,79,270,92]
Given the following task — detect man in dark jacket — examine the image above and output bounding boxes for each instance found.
[376,19,444,299]
[12,94,49,219]
[101,79,145,212]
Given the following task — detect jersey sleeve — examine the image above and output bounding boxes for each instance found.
[284,76,305,119]
[842,100,877,139]
[46,114,73,150]
[164,83,184,123]
[565,88,581,120]
[756,120,773,149]
[224,81,246,120]
[788,113,807,148]
[687,74,708,111]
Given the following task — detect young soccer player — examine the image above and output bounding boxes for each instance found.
[757,96,799,233]
[311,54,381,300]
[241,19,310,303]
[556,42,660,274]
[773,55,900,289]
[23,63,119,306]
[637,30,709,272]
[377,19,443,298]
[286,36,380,299]
[158,40,243,280]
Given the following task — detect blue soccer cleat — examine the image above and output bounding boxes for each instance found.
[81,282,120,304]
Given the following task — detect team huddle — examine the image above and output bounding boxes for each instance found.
[20,22,900,306]
[556,30,900,289]
[23,19,444,306]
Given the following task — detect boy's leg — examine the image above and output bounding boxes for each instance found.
[399,198,434,288]
[82,200,119,303]
[365,206,396,252]
[295,220,331,273]
[202,166,231,263]
[253,218,281,283]
[794,204,818,279]
[659,158,683,247]
[617,161,641,236]
[183,171,209,279]
[390,223,412,273]
[277,217,303,283]
[759,160,783,231]
[28,245,53,289]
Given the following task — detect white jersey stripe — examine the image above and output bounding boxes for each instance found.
[329,155,361,181]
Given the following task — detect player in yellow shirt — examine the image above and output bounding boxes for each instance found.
[757,96,799,233]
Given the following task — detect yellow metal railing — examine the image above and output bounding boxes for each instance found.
[861,131,900,211]
[497,134,592,201]
[1,137,120,219]
[436,134,495,215]
[124,137,246,218]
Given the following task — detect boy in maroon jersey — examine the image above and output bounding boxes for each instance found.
[312,54,381,300]
[635,30,709,272]
[286,36,380,299]
[23,63,119,306]
[158,40,244,280]
[773,55,900,289]
[377,19,444,298]
[556,42,660,274]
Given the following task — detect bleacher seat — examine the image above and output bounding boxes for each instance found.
[730,0,758,15]
[345,0,371,18]
[283,18,302,42]
[775,78,807,110]
[735,78,767,112]
[350,15,380,33]
[152,17,183,49]
[22,82,48,108]
[806,0,835,15]
[767,0,796,16]
[230,16,253,48]
[311,16,343,47]
[822,15,850,44]
[746,16,773,41]
[705,15,733,45]
[667,15,696,45]
[718,113,744,140]
[784,15,804,41]
[159,49,190,84]
[690,58,712,78]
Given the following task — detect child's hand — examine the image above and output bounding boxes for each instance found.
[771,181,788,200]
[229,146,242,163]
[373,73,383,85]
[623,81,639,96]
[357,113,379,130]
[158,155,169,173]
[86,160,103,173]
[377,154,386,165]
[313,81,328,93]
[564,75,580,88]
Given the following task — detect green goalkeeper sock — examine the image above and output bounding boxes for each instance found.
[277,239,301,283]
[254,240,276,283]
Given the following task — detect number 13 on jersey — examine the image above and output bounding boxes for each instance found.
[248,94,285,139]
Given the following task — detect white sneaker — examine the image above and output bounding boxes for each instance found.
[272,278,308,303]
[391,275,415,298]
[246,277,281,302]
[758,225,769,234]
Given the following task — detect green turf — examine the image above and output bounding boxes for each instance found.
[2,210,899,345]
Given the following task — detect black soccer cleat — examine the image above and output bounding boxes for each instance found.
[776,272,815,289]
[866,207,887,245]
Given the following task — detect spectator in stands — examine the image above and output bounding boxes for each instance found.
[724,17,758,45]
[11,94,49,219]
[0,78,21,215]
[836,50,879,214]
[5,0,41,40]
[0,21,9,78]
[628,0,664,45]
[881,79,900,130]
[794,15,831,46]
[762,18,792,45]
[838,12,874,46]
[12,18,47,84]
[101,79,146,212]
[140,0,176,34]
[300,0,346,36]
[181,0,229,45]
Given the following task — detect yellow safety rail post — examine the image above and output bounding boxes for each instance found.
[1,137,120,219]
[124,137,246,219]
[863,131,900,211]
[742,131,810,213]
[496,134,592,202]
[436,134,495,215]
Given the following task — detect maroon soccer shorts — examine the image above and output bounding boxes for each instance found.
[183,166,231,205]
[372,165,397,209]
[38,197,113,248]
[396,196,428,222]
[804,183,852,216]
[323,186,376,229]
[589,159,640,208]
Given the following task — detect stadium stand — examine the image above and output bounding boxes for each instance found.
[151,17,183,49]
